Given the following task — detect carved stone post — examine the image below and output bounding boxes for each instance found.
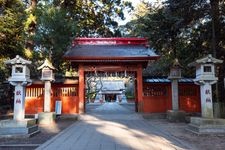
[0,55,39,137]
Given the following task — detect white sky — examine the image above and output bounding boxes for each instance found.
[119,0,158,25]
[128,0,157,6]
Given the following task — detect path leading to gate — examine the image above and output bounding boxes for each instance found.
[36,103,192,150]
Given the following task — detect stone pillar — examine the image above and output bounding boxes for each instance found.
[13,84,26,120]
[167,58,185,122]
[200,83,213,118]
[44,81,51,112]
[171,79,179,110]
[37,59,56,124]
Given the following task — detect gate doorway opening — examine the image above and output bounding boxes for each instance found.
[105,94,116,102]
[85,71,136,104]
[84,70,138,114]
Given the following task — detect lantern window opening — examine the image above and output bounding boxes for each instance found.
[15,66,23,73]
[203,66,212,73]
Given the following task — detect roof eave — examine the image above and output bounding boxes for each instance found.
[63,56,160,61]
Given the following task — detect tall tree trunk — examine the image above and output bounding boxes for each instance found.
[210,0,225,104]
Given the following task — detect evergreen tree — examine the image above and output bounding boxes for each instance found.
[0,0,26,81]
[0,0,26,58]
[123,0,225,103]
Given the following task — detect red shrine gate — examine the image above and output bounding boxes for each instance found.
[64,38,159,113]
[25,38,201,114]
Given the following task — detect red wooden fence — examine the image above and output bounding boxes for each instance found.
[25,82,200,114]
[25,83,79,114]
[143,83,201,113]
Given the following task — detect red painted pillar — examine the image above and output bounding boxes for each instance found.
[136,64,143,112]
[78,64,85,114]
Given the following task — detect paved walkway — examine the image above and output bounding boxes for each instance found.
[36,103,191,150]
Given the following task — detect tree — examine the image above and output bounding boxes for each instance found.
[86,75,103,103]
[55,0,133,37]
[26,0,133,75]
[0,0,26,58]
[0,0,26,82]
[123,0,225,103]
[33,2,77,74]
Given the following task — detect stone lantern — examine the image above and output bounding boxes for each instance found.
[5,55,32,120]
[167,59,185,122]
[168,58,182,80]
[188,54,222,118]
[187,54,225,134]
[39,59,55,81]
[0,55,39,137]
[37,59,56,124]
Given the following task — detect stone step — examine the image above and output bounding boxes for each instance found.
[0,125,40,138]
[0,125,39,135]
[186,123,200,134]
[187,122,225,134]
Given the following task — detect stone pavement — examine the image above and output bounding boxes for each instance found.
[36,103,192,150]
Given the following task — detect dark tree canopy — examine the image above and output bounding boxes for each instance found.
[0,0,26,58]
[122,0,225,102]
[0,0,133,81]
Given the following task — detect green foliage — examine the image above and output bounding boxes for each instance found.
[29,0,133,75]
[33,2,77,73]
[51,0,133,37]
[0,0,133,80]
[0,58,9,82]
[0,0,26,59]
[122,0,225,77]
[0,0,26,82]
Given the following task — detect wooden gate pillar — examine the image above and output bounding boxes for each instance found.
[78,64,85,113]
[136,64,143,112]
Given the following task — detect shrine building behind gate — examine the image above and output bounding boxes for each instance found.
[25,38,201,114]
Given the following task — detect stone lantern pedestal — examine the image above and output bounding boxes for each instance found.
[37,59,56,124]
[0,55,39,137]
[167,59,186,122]
[187,54,225,134]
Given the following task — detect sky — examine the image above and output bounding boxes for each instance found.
[128,0,157,6]
[119,0,158,25]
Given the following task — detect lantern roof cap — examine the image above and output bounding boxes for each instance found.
[171,58,182,68]
[188,54,223,67]
[4,55,31,65]
[38,58,56,70]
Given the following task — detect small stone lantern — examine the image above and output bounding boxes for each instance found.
[167,59,185,122]
[168,58,182,79]
[37,59,56,124]
[38,59,55,81]
[168,59,182,111]
[38,59,56,112]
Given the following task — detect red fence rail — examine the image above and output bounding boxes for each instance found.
[25,82,200,114]
[143,83,201,113]
[25,83,79,114]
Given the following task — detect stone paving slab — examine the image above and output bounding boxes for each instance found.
[36,103,192,150]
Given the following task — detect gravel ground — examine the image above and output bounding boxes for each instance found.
[0,110,225,150]
[147,119,225,150]
[0,118,76,150]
